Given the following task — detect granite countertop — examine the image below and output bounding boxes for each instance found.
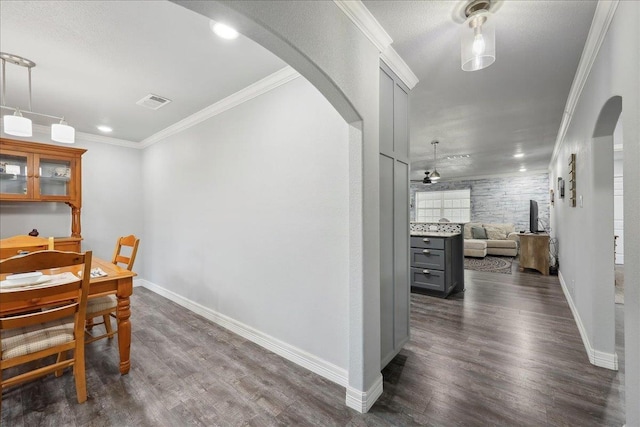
[410,231,461,237]
[410,221,466,224]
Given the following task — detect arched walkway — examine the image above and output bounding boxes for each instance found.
[174,0,385,412]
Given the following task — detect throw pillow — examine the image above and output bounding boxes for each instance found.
[471,226,488,239]
[464,222,482,239]
[484,225,507,240]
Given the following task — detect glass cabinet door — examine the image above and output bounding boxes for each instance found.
[0,152,29,196]
[37,156,72,198]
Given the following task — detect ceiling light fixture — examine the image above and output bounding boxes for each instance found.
[513,153,524,158]
[210,21,239,40]
[1,52,75,143]
[97,125,113,133]
[519,167,527,172]
[461,0,496,72]
[429,140,441,181]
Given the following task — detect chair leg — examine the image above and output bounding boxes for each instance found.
[74,346,87,403]
[86,316,95,331]
[103,314,113,338]
[55,351,67,377]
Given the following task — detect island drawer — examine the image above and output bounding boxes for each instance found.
[410,248,445,270]
[410,236,445,249]
[410,267,445,292]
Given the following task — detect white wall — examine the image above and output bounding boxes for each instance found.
[613,121,623,264]
[78,139,144,268]
[141,77,350,369]
[0,133,144,265]
[549,1,640,424]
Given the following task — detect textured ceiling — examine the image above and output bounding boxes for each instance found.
[364,0,597,180]
[0,1,286,142]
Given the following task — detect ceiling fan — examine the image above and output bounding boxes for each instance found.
[410,171,433,185]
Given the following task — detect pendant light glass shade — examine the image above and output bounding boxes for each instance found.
[429,140,441,181]
[51,120,75,143]
[3,111,32,137]
[461,11,495,72]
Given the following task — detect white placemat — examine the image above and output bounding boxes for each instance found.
[0,272,79,290]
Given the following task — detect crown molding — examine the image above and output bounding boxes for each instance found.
[333,0,393,52]
[140,66,300,148]
[550,0,619,167]
[334,0,418,90]
[27,124,140,148]
[381,48,419,90]
[75,130,141,148]
[25,66,301,150]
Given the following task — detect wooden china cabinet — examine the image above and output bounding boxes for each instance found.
[0,138,86,251]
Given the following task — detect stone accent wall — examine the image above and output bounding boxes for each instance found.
[410,173,550,232]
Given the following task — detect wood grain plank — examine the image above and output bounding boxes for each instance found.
[2,263,625,426]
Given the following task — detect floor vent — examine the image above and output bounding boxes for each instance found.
[136,94,171,110]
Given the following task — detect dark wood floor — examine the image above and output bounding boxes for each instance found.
[2,263,625,426]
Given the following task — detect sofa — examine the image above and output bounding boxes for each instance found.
[463,222,519,257]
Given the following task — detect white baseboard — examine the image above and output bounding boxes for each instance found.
[345,373,383,413]
[558,271,618,370]
[137,279,348,387]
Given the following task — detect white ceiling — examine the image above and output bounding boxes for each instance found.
[1,1,597,180]
[0,1,286,143]
[364,0,597,180]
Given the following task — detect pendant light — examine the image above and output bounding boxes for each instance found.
[429,141,441,181]
[461,0,496,72]
[1,52,75,143]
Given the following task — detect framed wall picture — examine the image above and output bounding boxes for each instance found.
[569,153,577,207]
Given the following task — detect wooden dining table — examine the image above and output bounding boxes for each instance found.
[0,257,136,375]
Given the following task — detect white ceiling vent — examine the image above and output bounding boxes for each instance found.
[136,94,171,110]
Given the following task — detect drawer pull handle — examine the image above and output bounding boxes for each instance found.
[422,249,430,254]
[423,238,430,243]
[422,269,430,274]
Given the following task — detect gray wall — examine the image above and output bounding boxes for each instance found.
[0,133,144,270]
[411,173,550,231]
[549,2,639,423]
[379,63,410,368]
[142,77,350,371]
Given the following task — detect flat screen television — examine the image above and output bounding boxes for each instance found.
[529,199,539,233]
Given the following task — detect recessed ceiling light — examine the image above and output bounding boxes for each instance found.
[514,153,524,158]
[97,125,112,133]
[210,21,239,40]
[446,154,471,160]
[519,167,527,172]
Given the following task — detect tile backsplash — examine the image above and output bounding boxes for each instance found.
[410,222,462,233]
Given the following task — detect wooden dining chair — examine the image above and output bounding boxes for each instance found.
[85,235,139,343]
[0,250,93,410]
[0,235,55,259]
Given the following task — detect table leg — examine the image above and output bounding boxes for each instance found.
[116,279,132,375]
